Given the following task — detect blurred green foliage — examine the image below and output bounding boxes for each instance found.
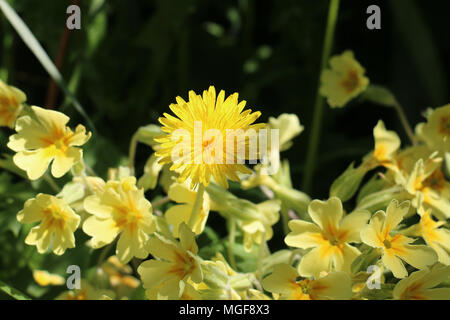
[0,0,449,299]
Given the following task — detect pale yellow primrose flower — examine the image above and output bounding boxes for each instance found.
[388,145,434,186]
[372,120,401,167]
[83,176,155,263]
[262,264,352,300]
[137,224,203,300]
[405,157,450,219]
[56,279,115,300]
[8,106,91,180]
[33,270,65,286]
[319,50,369,108]
[138,153,164,191]
[267,113,304,152]
[239,200,280,252]
[165,181,210,236]
[393,263,450,300]
[416,104,450,153]
[285,197,370,278]
[0,80,26,128]
[17,194,80,255]
[360,200,437,278]
[402,209,450,265]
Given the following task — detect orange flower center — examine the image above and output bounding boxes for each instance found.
[439,116,450,136]
[340,69,360,93]
[422,170,445,191]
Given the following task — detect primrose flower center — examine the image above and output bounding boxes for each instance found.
[299,280,311,295]
[373,144,387,162]
[341,69,360,93]
[0,95,19,122]
[114,204,144,232]
[439,116,450,136]
[327,235,340,246]
[170,251,196,279]
[42,204,68,230]
[41,128,72,152]
[383,239,392,249]
[423,170,445,191]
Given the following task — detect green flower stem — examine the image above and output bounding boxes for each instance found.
[97,241,114,266]
[188,184,205,229]
[280,208,290,236]
[43,173,60,192]
[302,0,340,193]
[393,100,418,145]
[128,133,139,176]
[257,233,267,283]
[151,196,170,209]
[227,216,237,270]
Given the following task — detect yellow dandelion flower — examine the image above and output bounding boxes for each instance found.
[0,80,26,128]
[155,86,264,189]
[7,106,91,180]
[262,264,352,300]
[17,194,80,255]
[82,176,155,263]
[393,263,450,300]
[416,104,450,153]
[33,270,65,286]
[56,279,115,300]
[285,197,370,278]
[319,50,369,108]
[137,223,203,300]
[165,181,210,236]
[360,200,438,278]
[402,209,450,265]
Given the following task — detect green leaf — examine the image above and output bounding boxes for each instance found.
[0,280,31,300]
[360,283,395,300]
[135,124,163,147]
[356,186,404,212]
[0,154,27,179]
[0,0,95,131]
[330,162,368,202]
[361,85,397,107]
[351,247,381,275]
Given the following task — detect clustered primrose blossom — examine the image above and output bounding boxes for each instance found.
[416,104,450,154]
[8,106,91,180]
[137,223,203,299]
[360,200,437,278]
[6,77,450,301]
[393,263,450,300]
[285,197,370,278]
[164,181,210,236]
[17,194,80,255]
[155,86,264,189]
[83,176,155,263]
[319,50,369,108]
[401,209,450,265]
[262,264,353,300]
[0,80,26,128]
